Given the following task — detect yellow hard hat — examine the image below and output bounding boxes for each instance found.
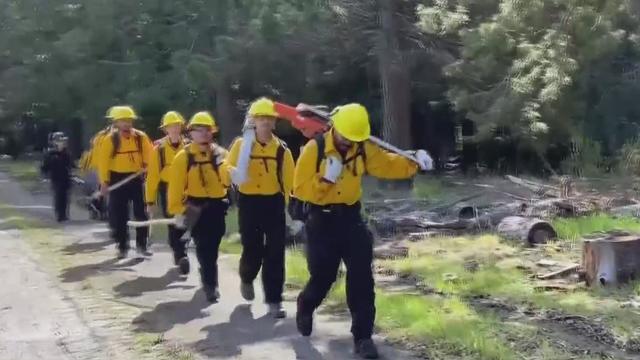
[188,111,218,132]
[106,106,138,121]
[160,111,185,128]
[248,97,279,118]
[330,103,371,142]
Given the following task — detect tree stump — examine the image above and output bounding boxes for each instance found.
[497,216,557,246]
[583,234,640,287]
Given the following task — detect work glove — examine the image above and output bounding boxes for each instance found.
[242,116,256,132]
[289,220,305,235]
[174,213,187,229]
[415,150,434,171]
[215,152,225,166]
[322,156,343,183]
[234,129,254,185]
[231,168,247,186]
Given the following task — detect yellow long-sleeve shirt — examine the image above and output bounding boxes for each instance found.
[167,143,231,215]
[226,135,294,197]
[293,129,418,206]
[145,137,187,204]
[95,129,154,184]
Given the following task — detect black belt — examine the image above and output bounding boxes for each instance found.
[307,202,361,215]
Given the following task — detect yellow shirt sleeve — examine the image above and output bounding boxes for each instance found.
[96,134,114,184]
[364,141,419,179]
[141,133,155,168]
[145,145,161,204]
[167,150,188,216]
[217,146,231,187]
[293,139,332,202]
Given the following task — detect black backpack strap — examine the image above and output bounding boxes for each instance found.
[314,134,325,174]
[275,140,287,194]
[210,144,221,176]
[110,132,120,159]
[158,143,166,170]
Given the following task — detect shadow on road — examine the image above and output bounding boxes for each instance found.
[61,231,112,255]
[113,268,194,297]
[131,289,210,333]
[59,257,143,283]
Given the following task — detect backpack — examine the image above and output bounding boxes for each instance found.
[156,137,189,171]
[184,143,223,188]
[110,130,142,159]
[246,138,288,194]
[287,134,366,221]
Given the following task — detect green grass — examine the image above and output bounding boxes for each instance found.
[219,233,242,254]
[0,160,40,184]
[413,177,445,200]
[552,214,640,242]
[376,293,517,359]
[381,234,640,343]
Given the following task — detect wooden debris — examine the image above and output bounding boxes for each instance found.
[506,175,561,198]
[583,234,640,286]
[374,244,409,260]
[537,264,581,280]
[497,216,557,245]
[534,281,577,292]
[536,259,560,268]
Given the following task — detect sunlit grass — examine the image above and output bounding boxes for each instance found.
[552,214,640,242]
[381,233,640,342]
[0,160,40,184]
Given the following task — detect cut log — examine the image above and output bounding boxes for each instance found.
[583,234,640,286]
[610,204,640,218]
[497,216,557,245]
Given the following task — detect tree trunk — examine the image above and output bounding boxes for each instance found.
[497,216,557,246]
[214,77,238,147]
[377,0,412,149]
[583,234,640,287]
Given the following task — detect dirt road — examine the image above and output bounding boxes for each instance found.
[0,171,415,360]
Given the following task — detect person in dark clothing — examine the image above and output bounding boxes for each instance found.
[41,132,74,222]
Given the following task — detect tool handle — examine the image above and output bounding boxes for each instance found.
[127,218,176,228]
[368,136,419,163]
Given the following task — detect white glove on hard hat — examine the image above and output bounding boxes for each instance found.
[242,117,256,131]
[415,150,434,171]
[322,156,343,183]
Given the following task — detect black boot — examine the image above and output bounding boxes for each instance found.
[203,284,219,303]
[177,257,190,275]
[354,339,379,359]
[296,297,313,336]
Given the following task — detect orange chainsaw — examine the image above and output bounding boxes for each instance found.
[274,102,419,163]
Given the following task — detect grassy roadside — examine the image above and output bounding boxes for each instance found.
[0,160,41,184]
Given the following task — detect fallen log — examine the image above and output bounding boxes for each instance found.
[497,216,557,245]
[537,264,581,280]
[610,204,640,218]
[506,175,560,198]
[583,234,640,286]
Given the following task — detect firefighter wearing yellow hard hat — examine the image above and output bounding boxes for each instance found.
[225,97,294,319]
[145,111,191,274]
[95,105,154,259]
[167,111,230,303]
[293,103,433,359]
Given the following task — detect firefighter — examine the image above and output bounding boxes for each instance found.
[167,112,230,303]
[145,111,190,275]
[41,132,73,222]
[293,103,433,359]
[96,106,154,259]
[226,97,294,319]
[83,123,113,220]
